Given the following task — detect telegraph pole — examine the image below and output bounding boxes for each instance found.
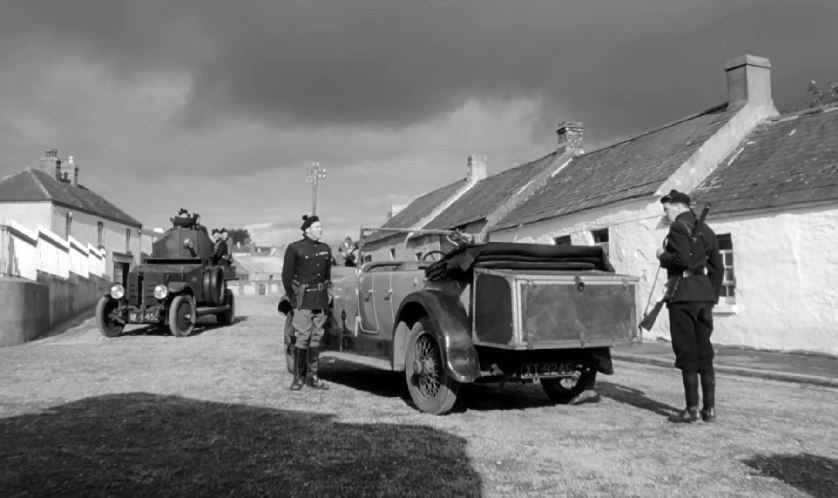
[305,163,326,215]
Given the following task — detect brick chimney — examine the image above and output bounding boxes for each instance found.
[557,121,584,156]
[39,149,61,178]
[54,159,62,181]
[725,54,773,108]
[466,154,488,184]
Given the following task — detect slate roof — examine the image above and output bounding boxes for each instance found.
[0,167,142,227]
[363,178,468,244]
[424,151,558,230]
[493,103,737,230]
[692,106,838,214]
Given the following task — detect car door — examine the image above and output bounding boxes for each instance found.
[358,271,378,333]
[372,270,395,339]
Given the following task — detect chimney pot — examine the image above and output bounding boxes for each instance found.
[724,54,773,108]
[466,154,488,183]
[557,121,584,156]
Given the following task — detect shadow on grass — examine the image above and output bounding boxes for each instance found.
[119,315,249,338]
[742,453,837,498]
[0,393,482,497]
[597,381,681,421]
[319,359,555,413]
[319,358,411,401]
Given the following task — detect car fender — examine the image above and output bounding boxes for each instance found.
[394,290,479,383]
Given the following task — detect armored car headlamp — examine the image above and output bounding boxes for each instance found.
[109,284,125,300]
[154,284,169,300]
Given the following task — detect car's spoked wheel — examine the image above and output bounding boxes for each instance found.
[405,318,459,415]
[169,295,196,337]
[541,369,594,404]
[96,296,124,338]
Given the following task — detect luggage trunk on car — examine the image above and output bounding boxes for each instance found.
[472,267,639,349]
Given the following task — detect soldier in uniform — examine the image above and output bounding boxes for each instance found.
[212,229,228,266]
[656,190,723,422]
[282,215,333,391]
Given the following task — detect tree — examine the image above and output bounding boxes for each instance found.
[805,80,838,108]
[227,228,252,246]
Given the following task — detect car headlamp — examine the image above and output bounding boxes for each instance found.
[154,284,169,300]
[109,284,125,300]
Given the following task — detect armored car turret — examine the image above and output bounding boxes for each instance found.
[96,210,237,338]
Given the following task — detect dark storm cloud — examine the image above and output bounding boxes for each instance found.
[2,0,837,144]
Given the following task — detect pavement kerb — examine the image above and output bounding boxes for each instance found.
[612,352,838,388]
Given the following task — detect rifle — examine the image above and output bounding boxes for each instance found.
[639,202,711,331]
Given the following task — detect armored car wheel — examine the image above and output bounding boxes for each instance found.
[96,296,124,338]
[217,289,235,325]
[169,295,196,337]
[405,318,460,415]
[541,369,596,404]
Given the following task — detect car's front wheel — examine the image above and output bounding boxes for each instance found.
[169,295,196,337]
[541,369,596,404]
[95,296,124,338]
[404,318,460,415]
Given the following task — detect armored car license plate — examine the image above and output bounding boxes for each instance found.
[521,361,576,379]
[129,311,160,323]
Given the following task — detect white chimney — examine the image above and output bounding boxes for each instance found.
[557,121,584,156]
[466,154,488,184]
[725,54,773,108]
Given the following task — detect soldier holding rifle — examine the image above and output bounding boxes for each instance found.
[655,190,723,423]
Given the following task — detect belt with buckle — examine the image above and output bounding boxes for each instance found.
[682,268,707,278]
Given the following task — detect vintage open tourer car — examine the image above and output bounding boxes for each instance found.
[286,228,640,415]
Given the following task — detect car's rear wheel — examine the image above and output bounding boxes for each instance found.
[96,296,124,338]
[541,369,595,404]
[169,295,196,337]
[216,289,235,325]
[404,318,460,415]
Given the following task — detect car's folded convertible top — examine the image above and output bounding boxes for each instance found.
[425,242,614,281]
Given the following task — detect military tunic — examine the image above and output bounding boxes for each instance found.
[658,210,723,373]
[282,236,333,310]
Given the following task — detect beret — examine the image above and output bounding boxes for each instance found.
[660,189,690,206]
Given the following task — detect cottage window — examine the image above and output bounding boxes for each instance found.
[415,251,423,260]
[717,233,735,304]
[97,221,104,247]
[591,228,609,257]
[65,212,73,238]
[554,235,571,246]
[125,228,131,254]
[390,247,396,260]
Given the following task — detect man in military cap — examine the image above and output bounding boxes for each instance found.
[656,189,723,422]
[211,228,228,266]
[282,214,333,391]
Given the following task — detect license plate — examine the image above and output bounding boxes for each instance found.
[129,311,160,323]
[521,361,576,379]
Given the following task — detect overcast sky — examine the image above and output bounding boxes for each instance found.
[1,0,836,246]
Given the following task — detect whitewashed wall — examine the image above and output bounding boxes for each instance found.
[709,205,838,355]
[0,220,108,282]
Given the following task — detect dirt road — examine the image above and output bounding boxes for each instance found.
[1,295,836,497]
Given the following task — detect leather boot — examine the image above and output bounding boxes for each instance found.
[680,370,699,423]
[306,346,329,390]
[700,368,716,423]
[289,347,306,391]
